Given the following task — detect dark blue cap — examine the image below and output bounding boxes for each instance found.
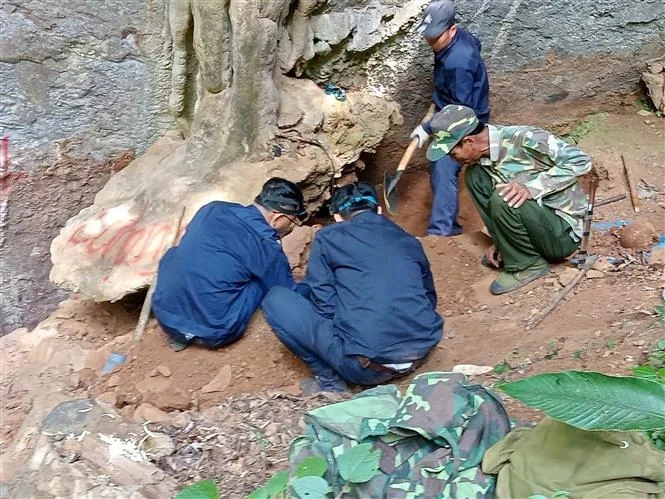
[418,0,456,39]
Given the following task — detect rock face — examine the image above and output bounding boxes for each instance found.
[643,60,665,112]
[1,0,172,333]
[2,0,664,322]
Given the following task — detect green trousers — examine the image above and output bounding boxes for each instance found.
[465,165,579,272]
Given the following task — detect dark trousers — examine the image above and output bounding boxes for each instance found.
[428,155,463,236]
[158,322,236,349]
[465,164,579,272]
[261,286,399,386]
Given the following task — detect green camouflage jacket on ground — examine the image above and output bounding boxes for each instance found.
[478,125,592,240]
[289,372,511,498]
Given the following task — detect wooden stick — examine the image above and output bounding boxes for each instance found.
[527,256,598,330]
[133,206,186,343]
[621,154,640,213]
[595,193,626,207]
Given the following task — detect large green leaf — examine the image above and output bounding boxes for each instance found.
[291,476,330,499]
[337,443,382,483]
[498,371,665,431]
[295,456,328,478]
[175,479,220,499]
[264,471,289,497]
[247,488,270,499]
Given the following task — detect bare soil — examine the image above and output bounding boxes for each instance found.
[1,111,664,496]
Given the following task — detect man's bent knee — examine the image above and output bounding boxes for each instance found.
[261,286,296,324]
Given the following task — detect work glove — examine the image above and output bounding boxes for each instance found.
[410,124,430,149]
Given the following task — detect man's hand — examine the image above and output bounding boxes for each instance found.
[410,125,430,149]
[486,244,501,268]
[496,182,532,208]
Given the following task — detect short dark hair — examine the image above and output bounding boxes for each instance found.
[329,181,379,219]
[255,177,307,221]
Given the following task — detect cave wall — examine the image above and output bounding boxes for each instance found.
[1,0,172,333]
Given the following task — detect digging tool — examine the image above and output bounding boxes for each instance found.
[528,254,599,330]
[133,206,186,343]
[383,104,436,213]
[621,154,640,213]
[595,193,626,207]
[576,169,599,270]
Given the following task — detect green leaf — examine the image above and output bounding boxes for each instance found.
[291,476,330,499]
[175,479,220,499]
[494,360,510,375]
[498,371,665,431]
[337,443,382,483]
[553,491,571,497]
[247,488,270,499]
[264,471,289,497]
[295,457,328,478]
[633,365,658,382]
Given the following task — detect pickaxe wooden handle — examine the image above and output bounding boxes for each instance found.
[396,103,437,172]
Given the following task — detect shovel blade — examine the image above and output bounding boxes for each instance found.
[383,169,403,214]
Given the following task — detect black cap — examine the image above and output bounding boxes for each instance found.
[329,181,379,216]
[255,177,307,221]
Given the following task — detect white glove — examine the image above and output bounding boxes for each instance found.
[410,124,429,149]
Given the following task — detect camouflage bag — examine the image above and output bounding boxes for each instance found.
[289,371,511,498]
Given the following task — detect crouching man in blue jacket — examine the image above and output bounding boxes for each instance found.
[152,177,307,351]
[262,182,444,394]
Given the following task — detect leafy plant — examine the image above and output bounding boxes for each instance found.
[570,350,582,359]
[175,479,220,499]
[655,302,665,323]
[338,443,381,483]
[544,340,559,360]
[291,476,330,499]
[494,360,510,375]
[248,445,382,498]
[563,113,608,144]
[497,371,665,431]
[606,339,617,349]
[296,457,328,478]
[633,338,665,383]
[248,471,289,499]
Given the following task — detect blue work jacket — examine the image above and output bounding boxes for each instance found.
[431,27,490,123]
[299,211,444,363]
[152,202,295,342]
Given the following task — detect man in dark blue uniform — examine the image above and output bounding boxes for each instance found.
[262,182,444,393]
[410,0,490,236]
[152,178,307,351]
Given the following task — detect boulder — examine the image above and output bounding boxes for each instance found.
[50,81,399,301]
[619,220,658,250]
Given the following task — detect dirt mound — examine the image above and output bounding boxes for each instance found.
[88,318,310,413]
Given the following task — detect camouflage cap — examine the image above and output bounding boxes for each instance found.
[426,105,480,161]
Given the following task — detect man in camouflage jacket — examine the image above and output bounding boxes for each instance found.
[426,105,592,294]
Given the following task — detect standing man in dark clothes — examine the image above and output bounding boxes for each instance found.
[152,178,307,351]
[410,0,490,236]
[262,182,444,394]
